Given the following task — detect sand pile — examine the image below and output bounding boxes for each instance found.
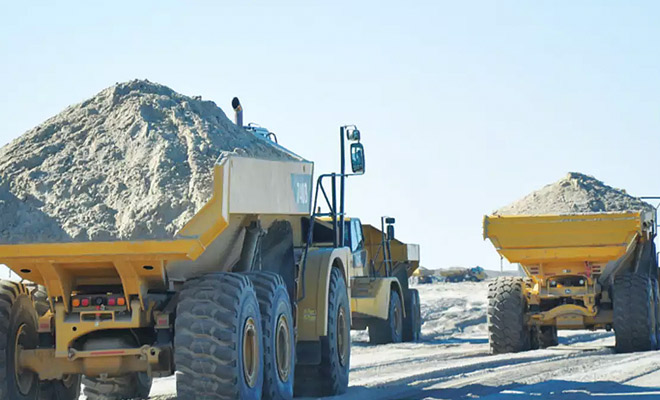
[495,172,653,215]
[0,80,298,244]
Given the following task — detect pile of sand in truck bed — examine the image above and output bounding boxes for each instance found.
[494,172,654,215]
[0,80,298,244]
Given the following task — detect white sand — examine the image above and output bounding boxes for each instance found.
[0,80,297,244]
[495,172,653,215]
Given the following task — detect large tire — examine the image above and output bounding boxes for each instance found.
[39,375,81,400]
[81,373,151,400]
[537,326,558,348]
[653,277,660,347]
[246,272,294,400]
[488,277,530,354]
[294,267,350,397]
[614,272,657,353]
[369,290,403,344]
[0,281,41,400]
[403,289,422,342]
[33,287,81,400]
[175,272,263,400]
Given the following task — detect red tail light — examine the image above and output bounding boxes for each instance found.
[81,298,90,307]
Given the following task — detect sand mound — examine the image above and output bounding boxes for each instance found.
[495,172,653,216]
[0,80,298,244]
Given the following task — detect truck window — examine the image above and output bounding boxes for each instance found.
[352,219,364,251]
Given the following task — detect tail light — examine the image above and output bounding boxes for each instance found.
[71,295,127,309]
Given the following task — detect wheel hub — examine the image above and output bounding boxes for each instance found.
[242,317,259,388]
[275,314,291,382]
[14,324,36,395]
[337,306,348,366]
[61,374,75,389]
[394,302,402,335]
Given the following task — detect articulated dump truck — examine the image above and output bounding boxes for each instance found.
[308,214,422,346]
[340,217,422,344]
[484,210,660,354]
[0,123,368,399]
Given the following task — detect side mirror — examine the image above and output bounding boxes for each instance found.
[350,143,365,174]
[347,128,360,141]
[387,224,395,241]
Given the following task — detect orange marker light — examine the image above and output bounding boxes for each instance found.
[117,297,126,306]
[72,299,80,307]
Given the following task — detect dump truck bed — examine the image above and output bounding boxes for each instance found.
[483,212,655,263]
[483,211,655,281]
[0,155,313,306]
[362,224,420,277]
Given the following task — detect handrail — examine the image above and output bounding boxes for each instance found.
[298,173,347,302]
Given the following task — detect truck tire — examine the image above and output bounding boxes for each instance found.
[0,280,42,400]
[537,326,558,348]
[32,288,81,400]
[653,278,660,347]
[614,272,657,353]
[81,373,151,400]
[488,277,530,354]
[294,267,350,397]
[246,272,295,400]
[369,290,403,345]
[39,375,81,400]
[175,272,263,400]
[403,289,421,342]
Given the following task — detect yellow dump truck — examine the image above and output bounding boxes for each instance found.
[328,216,422,344]
[0,110,369,399]
[484,210,659,354]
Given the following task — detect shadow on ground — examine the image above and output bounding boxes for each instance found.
[425,337,489,345]
[458,379,660,400]
[559,331,614,345]
[329,379,660,400]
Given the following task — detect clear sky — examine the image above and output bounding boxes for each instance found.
[1,1,659,272]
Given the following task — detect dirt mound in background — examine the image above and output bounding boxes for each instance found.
[494,172,653,215]
[0,79,298,244]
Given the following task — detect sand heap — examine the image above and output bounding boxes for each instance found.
[495,172,653,215]
[0,80,298,244]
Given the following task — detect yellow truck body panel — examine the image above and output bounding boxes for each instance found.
[484,210,655,330]
[350,276,401,320]
[361,223,420,278]
[484,212,647,264]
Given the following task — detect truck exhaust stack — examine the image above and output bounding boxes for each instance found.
[232,97,243,127]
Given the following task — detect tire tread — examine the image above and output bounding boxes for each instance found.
[488,277,529,354]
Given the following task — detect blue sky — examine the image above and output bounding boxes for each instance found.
[1,1,660,271]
